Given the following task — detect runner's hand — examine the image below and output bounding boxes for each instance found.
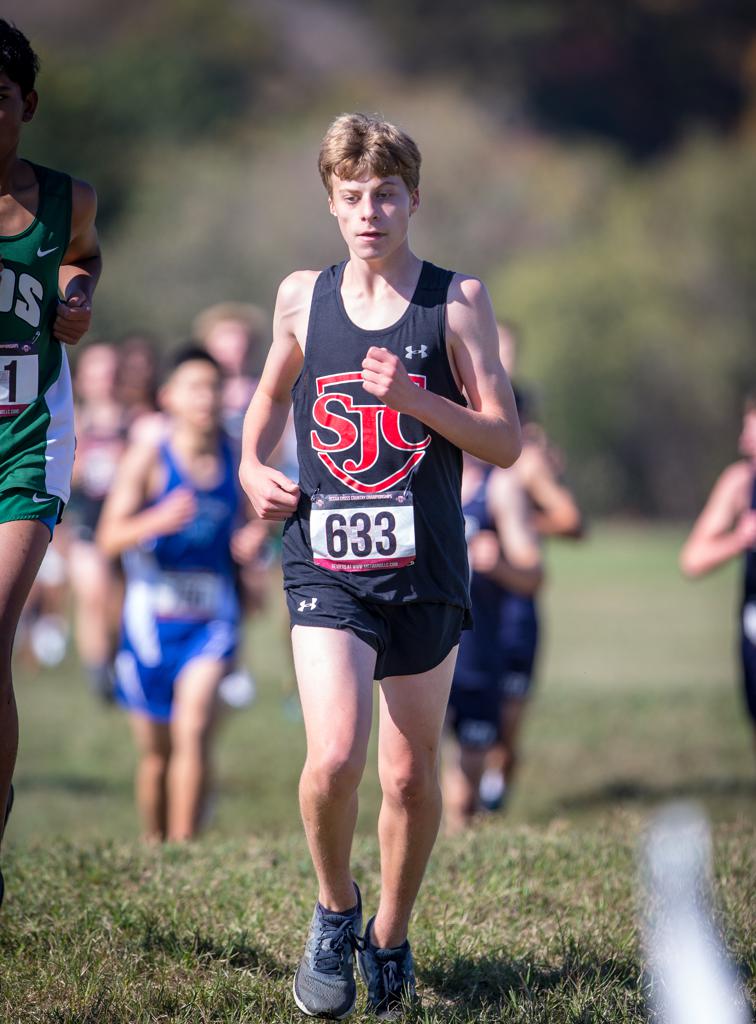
[54,293,92,345]
[147,487,197,537]
[240,462,300,521]
[361,346,419,412]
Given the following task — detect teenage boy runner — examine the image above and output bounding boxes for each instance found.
[97,347,263,841]
[0,19,100,906]
[680,393,756,757]
[240,113,521,1019]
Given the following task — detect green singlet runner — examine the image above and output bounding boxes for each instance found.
[0,162,75,515]
[0,17,101,911]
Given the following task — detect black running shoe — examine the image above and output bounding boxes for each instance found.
[358,916,418,1020]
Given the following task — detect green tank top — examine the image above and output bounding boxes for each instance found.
[0,162,76,502]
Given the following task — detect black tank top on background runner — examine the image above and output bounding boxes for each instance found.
[282,259,470,607]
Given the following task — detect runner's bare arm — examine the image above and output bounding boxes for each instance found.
[55,179,101,346]
[360,275,521,467]
[96,443,195,557]
[680,462,756,577]
[239,271,315,520]
[517,443,583,538]
[477,467,543,595]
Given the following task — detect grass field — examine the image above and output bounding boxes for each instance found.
[2,523,754,1022]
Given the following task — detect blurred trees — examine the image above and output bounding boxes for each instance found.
[490,137,756,515]
[362,0,756,157]
[6,0,756,516]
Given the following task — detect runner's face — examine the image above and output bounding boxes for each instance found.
[163,361,223,433]
[204,319,250,376]
[328,174,419,261]
[75,346,118,403]
[739,410,756,460]
[0,72,36,160]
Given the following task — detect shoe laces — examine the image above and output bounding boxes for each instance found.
[313,915,361,973]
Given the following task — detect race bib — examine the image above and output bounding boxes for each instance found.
[310,491,415,572]
[152,571,223,620]
[0,353,38,418]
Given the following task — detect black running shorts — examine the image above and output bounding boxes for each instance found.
[446,685,500,750]
[286,585,471,680]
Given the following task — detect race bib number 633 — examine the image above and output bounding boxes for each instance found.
[310,491,415,572]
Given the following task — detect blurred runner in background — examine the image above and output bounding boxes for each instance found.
[97,347,265,841]
[478,322,584,812]
[117,332,164,445]
[680,392,756,757]
[66,342,128,700]
[443,450,543,834]
[193,302,267,444]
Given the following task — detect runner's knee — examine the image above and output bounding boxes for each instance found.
[140,749,169,778]
[172,712,213,750]
[381,757,438,807]
[304,747,365,799]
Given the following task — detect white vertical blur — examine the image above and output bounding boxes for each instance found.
[642,802,751,1024]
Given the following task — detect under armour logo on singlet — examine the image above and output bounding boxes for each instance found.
[405,345,428,359]
[298,597,318,612]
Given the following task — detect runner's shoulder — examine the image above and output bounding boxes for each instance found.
[275,269,321,313]
[120,435,163,481]
[446,273,495,338]
[447,272,489,306]
[70,177,98,221]
[716,459,753,502]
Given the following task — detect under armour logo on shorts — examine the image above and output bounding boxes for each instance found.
[298,597,318,612]
[405,345,427,359]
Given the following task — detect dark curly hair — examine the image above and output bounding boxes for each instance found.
[0,20,39,97]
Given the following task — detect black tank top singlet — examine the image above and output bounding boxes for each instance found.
[282,259,470,607]
[744,472,756,606]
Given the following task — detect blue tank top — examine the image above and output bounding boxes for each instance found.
[123,437,240,623]
[282,259,469,606]
[744,472,756,605]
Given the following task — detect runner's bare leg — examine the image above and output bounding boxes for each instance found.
[293,625,375,911]
[373,644,458,947]
[168,656,225,840]
[129,713,170,842]
[0,520,50,842]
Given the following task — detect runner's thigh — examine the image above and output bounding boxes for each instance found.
[292,625,376,762]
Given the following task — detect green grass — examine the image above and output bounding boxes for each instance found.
[3,523,755,1021]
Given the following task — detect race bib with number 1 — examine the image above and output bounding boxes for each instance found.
[310,491,415,572]
[0,352,39,418]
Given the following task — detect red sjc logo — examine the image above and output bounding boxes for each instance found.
[310,372,431,493]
